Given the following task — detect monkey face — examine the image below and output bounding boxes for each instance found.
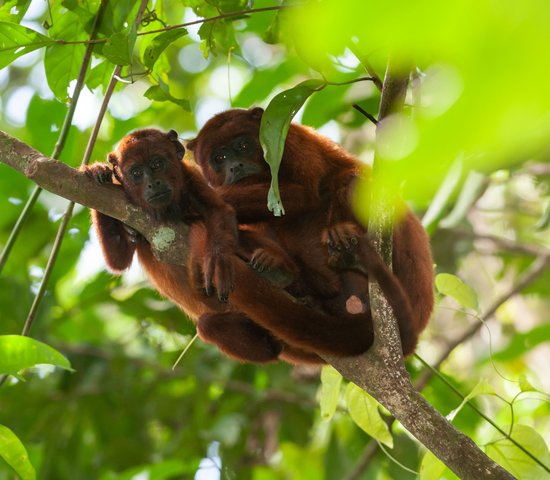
[188,107,268,187]
[125,154,174,208]
[209,135,263,185]
[109,129,185,213]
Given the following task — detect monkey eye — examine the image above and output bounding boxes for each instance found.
[130,166,144,181]
[212,152,227,165]
[150,156,165,171]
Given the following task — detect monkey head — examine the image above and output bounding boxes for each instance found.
[188,107,268,187]
[108,129,186,213]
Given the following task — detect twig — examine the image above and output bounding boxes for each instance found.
[352,103,378,125]
[0,0,108,276]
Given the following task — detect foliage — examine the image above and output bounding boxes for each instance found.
[0,0,549,479]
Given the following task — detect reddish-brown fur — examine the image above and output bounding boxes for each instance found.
[188,108,434,356]
[87,128,414,364]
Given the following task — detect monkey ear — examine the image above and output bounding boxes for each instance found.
[250,107,264,119]
[186,138,197,151]
[167,129,185,159]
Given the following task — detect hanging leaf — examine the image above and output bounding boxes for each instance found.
[0,335,73,378]
[144,83,190,111]
[0,425,36,480]
[319,365,342,420]
[344,383,393,448]
[259,79,325,215]
[142,28,188,70]
[435,273,479,311]
[0,21,52,69]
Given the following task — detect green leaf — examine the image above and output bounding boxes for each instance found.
[420,451,459,480]
[0,0,32,22]
[319,365,342,420]
[0,425,36,480]
[259,79,325,215]
[103,24,137,65]
[344,383,393,448]
[486,424,550,480]
[144,84,190,111]
[0,21,52,69]
[44,9,88,101]
[446,379,494,421]
[142,28,188,70]
[435,273,479,311]
[0,335,73,377]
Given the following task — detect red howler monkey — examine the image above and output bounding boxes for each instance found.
[187,108,434,355]
[86,128,410,364]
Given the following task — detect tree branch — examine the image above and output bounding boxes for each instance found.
[0,130,189,265]
[0,128,513,479]
[323,59,514,479]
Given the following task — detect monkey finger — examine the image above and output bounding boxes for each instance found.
[203,258,216,296]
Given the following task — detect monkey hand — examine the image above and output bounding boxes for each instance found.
[203,253,235,303]
[83,163,114,185]
[322,222,361,267]
[249,247,299,288]
[122,224,144,244]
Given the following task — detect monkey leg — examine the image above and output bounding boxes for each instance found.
[197,312,283,363]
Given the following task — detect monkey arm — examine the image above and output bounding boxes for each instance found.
[91,209,136,272]
[220,182,322,222]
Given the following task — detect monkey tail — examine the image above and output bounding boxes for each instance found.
[229,260,373,357]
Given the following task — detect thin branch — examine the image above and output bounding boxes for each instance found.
[326,76,376,87]
[43,6,288,47]
[21,0,150,337]
[0,0,108,276]
[352,103,378,125]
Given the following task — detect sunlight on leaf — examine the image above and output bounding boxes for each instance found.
[486,424,550,480]
[319,365,342,420]
[420,451,459,480]
[0,424,36,480]
[0,21,52,69]
[0,335,73,378]
[435,273,479,311]
[344,383,393,448]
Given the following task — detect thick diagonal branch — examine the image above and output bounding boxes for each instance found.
[0,130,189,265]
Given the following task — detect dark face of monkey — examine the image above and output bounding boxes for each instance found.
[209,135,263,185]
[188,107,268,187]
[109,129,186,213]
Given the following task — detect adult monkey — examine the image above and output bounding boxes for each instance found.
[85,128,411,364]
[187,107,434,356]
